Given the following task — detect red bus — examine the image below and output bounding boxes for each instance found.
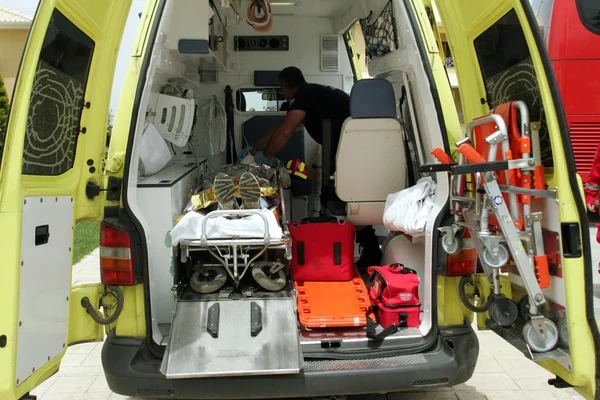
[532,0,600,182]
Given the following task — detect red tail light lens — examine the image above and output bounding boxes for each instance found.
[100,223,134,286]
[447,248,478,276]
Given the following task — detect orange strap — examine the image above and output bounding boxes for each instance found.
[534,255,551,289]
[457,143,487,164]
[431,148,454,164]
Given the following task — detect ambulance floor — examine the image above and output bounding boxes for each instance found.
[31,232,600,400]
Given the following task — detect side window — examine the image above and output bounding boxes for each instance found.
[235,88,287,113]
[21,9,95,176]
[576,0,600,35]
[473,9,554,167]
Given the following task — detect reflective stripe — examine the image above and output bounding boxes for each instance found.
[293,171,308,179]
[586,183,600,191]
[100,246,131,260]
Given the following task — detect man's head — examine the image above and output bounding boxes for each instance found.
[278,66,306,101]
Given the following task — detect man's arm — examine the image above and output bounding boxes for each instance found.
[263,110,306,158]
[251,125,278,151]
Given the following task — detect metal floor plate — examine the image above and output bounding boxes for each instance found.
[161,298,303,379]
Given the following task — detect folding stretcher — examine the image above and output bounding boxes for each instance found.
[433,101,559,353]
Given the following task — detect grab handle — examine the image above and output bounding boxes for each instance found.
[201,209,271,246]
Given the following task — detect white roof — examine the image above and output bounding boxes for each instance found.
[0,7,32,28]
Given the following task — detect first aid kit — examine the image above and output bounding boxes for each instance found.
[367,263,421,330]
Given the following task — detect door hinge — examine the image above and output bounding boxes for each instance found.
[86,177,122,201]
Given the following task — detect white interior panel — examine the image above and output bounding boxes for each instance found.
[16,196,73,386]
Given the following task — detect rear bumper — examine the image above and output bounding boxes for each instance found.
[102,325,478,399]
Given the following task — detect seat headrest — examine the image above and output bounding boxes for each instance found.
[350,78,396,119]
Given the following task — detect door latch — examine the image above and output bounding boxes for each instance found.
[86,177,122,201]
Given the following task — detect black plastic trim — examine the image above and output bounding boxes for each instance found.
[102,326,478,399]
[451,160,509,175]
[520,0,600,396]
[342,31,359,84]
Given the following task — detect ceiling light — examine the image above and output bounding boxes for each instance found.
[271,2,296,5]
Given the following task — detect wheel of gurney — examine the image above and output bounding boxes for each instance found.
[557,316,570,349]
[489,297,518,327]
[482,245,510,269]
[190,266,228,294]
[252,261,287,292]
[522,318,559,353]
[518,295,531,321]
[441,234,462,255]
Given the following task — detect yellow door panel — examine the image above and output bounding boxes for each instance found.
[434,0,598,398]
[0,1,132,399]
[68,284,106,345]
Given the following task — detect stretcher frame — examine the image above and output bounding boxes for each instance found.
[177,183,292,288]
[439,101,561,353]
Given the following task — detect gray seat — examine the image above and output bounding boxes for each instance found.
[335,78,407,226]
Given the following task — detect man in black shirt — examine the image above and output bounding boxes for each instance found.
[251,66,382,267]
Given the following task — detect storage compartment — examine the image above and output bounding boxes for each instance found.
[137,159,206,342]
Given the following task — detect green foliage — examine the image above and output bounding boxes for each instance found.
[0,72,9,141]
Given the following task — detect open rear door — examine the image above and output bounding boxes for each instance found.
[434,0,600,398]
[0,1,131,399]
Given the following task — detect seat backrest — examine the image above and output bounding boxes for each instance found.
[336,78,406,204]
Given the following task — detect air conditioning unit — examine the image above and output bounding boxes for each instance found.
[320,34,340,72]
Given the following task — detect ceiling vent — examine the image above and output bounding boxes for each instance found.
[320,34,339,72]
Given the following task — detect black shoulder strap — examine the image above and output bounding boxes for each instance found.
[366,307,399,341]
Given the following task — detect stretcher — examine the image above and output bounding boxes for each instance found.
[177,180,292,292]
[433,101,559,353]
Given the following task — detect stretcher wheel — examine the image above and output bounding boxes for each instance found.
[190,266,228,294]
[482,245,510,269]
[252,261,287,292]
[442,235,462,255]
[518,295,531,321]
[522,318,559,353]
[489,297,518,327]
[557,316,569,349]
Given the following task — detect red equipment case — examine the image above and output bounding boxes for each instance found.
[367,263,421,328]
[289,217,356,281]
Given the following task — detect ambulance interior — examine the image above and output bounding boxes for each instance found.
[124,0,570,379]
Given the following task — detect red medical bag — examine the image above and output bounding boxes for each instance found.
[289,217,356,281]
[367,263,421,328]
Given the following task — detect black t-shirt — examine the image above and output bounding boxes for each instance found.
[287,83,350,172]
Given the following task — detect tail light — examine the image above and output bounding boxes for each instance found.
[100,222,134,286]
[446,247,478,276]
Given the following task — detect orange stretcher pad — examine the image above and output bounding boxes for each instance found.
[295,269,370,328]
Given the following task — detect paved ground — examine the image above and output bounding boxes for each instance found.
[29,226,600,400]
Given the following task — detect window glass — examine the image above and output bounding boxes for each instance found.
[473,9,553,167]
[576,0,600,35]
[21,9,95,176]
[531,0,555,43]
[235,88,288,112]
